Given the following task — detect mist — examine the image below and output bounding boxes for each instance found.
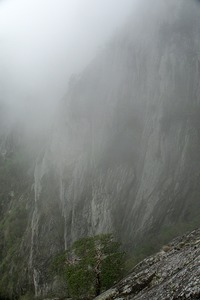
[0,0,135,132]
[1,1,200,298]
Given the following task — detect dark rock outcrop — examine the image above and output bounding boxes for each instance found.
[95,228,200,300]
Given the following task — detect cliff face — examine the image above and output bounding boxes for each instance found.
[35,0,200,245]
[1,0,200,298]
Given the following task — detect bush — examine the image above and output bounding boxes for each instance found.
[51,234,125,299]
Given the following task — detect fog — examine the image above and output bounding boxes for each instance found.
[0,0,135,131]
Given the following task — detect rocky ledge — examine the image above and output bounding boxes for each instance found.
[95,228,200,300]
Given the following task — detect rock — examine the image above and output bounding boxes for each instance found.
[95,289,118,300]
[94,228,200,300]
[162,245,171,253]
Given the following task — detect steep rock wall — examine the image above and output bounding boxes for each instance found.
[35,0,200,246]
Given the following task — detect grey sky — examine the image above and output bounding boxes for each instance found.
[0,0,136,129]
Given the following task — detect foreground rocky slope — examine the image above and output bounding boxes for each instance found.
[95,228,200,300]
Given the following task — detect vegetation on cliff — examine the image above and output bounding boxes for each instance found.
[51,234,125,299]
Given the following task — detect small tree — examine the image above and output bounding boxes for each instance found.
[52,234,125,299]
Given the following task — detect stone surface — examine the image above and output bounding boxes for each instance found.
[95,228,200,300]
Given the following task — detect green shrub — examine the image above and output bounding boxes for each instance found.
[51,234,125,299]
